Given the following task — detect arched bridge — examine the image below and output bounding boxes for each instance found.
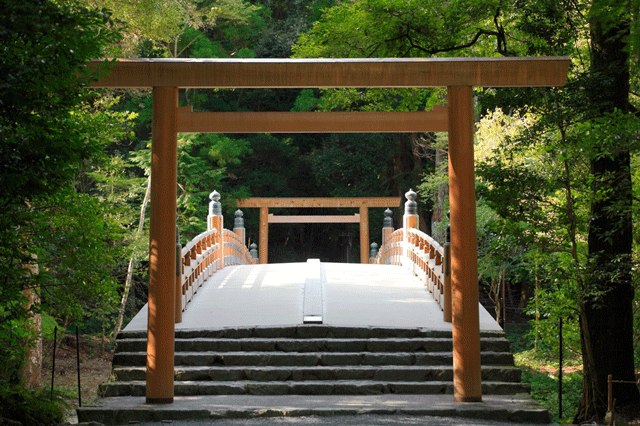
[118,189,506,405]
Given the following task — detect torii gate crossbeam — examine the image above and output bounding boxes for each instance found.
[90,57,570,405]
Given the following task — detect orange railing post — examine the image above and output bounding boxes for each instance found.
[382,208,394,248]
[175,223,182,324]
[402,189,419,269]
[208,190,224,269]
[443,215,452,323]
[234,209,246,246]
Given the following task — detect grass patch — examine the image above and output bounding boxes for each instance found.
[506,323,583,423]
[515,349,583,423]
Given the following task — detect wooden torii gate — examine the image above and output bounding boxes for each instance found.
[236,197,401,264]
[90,57,569,405]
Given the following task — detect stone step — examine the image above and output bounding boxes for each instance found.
[115,337,510,354]
[113,365,522,383]
[113,351,514,368]
[99,380,530,397]
[117,326,466,340]
[118,326,510,341]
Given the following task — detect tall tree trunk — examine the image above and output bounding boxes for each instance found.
[575,1,640,421]
[113,178,151,337]
[20,255,41,388]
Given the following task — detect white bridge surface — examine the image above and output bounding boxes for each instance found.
[124,261,501,332]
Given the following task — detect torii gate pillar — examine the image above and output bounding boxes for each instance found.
[448,85,481,402]
[146,86,178,403]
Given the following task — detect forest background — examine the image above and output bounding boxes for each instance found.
[2,0,640,423]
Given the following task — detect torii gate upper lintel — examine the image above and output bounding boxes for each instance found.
[89,57,569,405]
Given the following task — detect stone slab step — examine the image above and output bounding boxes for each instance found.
[113,365,522,383]
[118,326,509,341]
[118,326,470,340]
[77,394,552,425]
[113,351,514,368]
[99,380,530,397]
[116,337,510,353]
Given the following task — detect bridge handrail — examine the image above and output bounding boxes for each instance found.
[372,229,404,265]
[177,193,259,318]
[405,228,446,312]
[370,190,451,322]
[223,229,255,266]
[180,229,220,311]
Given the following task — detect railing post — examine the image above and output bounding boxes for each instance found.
[403,189,419,268]
[250,243,258,263]
[443,212,452,323]
[234,209,246,246]
[369,242,378,263]
[208,190,224,269]
[175,223,182,324]
[382,208,393,247]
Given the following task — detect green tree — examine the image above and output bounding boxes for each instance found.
[88,0,262,57]
[577,0,640,416]
[0,0,121,386]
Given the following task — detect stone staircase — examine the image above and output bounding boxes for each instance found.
[100,325,529,397]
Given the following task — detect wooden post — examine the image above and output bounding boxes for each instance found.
[402,189,419,268]
[443,217,452,323]
[175,224,182,324]
[448,85,482,402]
[369,242,379,263]
[382,208,394,246]
[360,206,369,264]
[208,191,224,269]
[234,209,246,245]
[259,207,268,264]
[146,86,178,404]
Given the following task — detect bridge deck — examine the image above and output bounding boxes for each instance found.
[124,262,501,332]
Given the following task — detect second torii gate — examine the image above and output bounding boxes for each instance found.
[237,197,401,264]
[90,56,570,405]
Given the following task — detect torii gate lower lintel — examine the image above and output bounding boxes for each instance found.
[236,197,401,264]
[90,57,570,404]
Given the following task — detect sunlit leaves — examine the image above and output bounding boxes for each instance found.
[293,0,504,58]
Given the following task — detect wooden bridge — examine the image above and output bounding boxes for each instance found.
[105,190,513,405]
[89,56,570,405]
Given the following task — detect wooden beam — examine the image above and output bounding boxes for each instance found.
[89,57,570,89]
[268,214,361,223]
[146,86,177,404]
[448,85,482,402]
[237,197,401,209]
[176,108,448,133]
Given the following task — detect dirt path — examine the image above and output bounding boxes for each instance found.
[40,335,113,410]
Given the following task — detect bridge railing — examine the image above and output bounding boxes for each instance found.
[406,228,446,311]
[177,191,258,321]
[223,229,256,266]
[181,229,220,309]
[371,229,403,265]
[371,189,452,323]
